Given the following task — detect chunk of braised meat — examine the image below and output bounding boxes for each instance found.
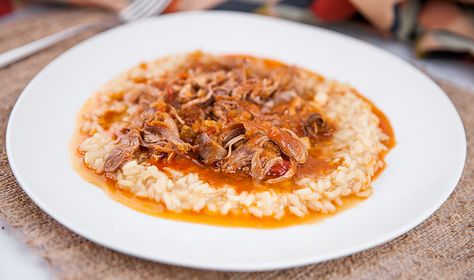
[258,123,308,164]
[179,125,196,143]
[211,96,241,122]
[181,90,214,110]
[220,145,258,174]
[247,79,279,104]
[220,121,308,168]
[196,133,227,165]
[231,82,259,101]
[140,115,191,154]
[248,137,280,180]
[211,96,260,123]
[179,106,207,126]
[246,136,297,184]
[219,132,296,183]
[104,129,141,176]
[304,113,330,138]
[262,89,297,110]
[220,122,246,144]
[123,85,161,105]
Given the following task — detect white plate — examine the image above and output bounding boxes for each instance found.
[6,11,466,271]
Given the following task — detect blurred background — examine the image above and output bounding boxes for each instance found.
[0,0,473,87]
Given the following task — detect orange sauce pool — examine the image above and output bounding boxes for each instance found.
[70,141,365,228]
[71,56,396,229]
[357,92,396,179]
[70,100,394,229]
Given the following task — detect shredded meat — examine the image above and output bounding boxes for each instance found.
[196,133,227,165]
[221,145,258,174]
[104,129,140,177]
[304,113,330,139]
[103,52,333,184]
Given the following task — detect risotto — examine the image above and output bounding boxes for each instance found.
[73,51,395,227]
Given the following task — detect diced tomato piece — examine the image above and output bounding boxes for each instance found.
[268,160,290,177]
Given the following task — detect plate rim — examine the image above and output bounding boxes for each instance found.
[5,10,467,271]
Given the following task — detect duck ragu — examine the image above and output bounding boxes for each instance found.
[103,54,332,184]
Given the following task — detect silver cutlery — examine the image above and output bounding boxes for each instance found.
[0,0,170,68]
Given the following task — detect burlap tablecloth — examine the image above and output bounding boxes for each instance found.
[0,8,472,280]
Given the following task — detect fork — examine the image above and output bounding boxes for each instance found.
[0,0,170,68]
